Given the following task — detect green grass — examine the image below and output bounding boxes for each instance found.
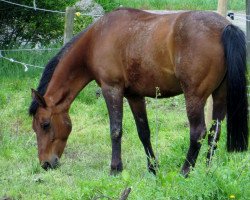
[0,50,249,199]
[1,0,249,199]
[96,0,245,11]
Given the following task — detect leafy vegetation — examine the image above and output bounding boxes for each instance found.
[0,50,249,199]
[0,0,79,48]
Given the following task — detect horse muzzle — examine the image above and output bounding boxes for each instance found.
[41,155,60,170]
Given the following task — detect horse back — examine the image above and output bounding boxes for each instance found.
[83,9,229,98]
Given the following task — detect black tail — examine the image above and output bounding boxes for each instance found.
[222,24,249,151]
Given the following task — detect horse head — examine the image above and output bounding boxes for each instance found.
[31,89,72,170]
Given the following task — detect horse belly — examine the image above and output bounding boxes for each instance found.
[124,68,183,98]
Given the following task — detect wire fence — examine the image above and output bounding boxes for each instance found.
[0,0,103,17]
[0,51,44,70]
[0,0,65,14]
[0,0,104,70]
[0,48,60,52]
[0,48,61,70]
[0,2,250,77]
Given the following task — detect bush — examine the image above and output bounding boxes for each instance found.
[0,0,78,48]
[95,0,120,12]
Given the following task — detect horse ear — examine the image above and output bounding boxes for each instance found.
[31,89,47,108]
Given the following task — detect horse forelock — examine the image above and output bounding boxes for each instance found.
[28,27,91,116]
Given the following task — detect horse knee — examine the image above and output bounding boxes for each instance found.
[190,125,206,144]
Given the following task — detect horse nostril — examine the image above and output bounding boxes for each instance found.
[41,156,60,170]
[41,161,52,170]
[52,156,60,168]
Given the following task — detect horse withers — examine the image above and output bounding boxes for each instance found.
[29,8,249,176]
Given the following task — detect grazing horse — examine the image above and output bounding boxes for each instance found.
[29,8,248,176]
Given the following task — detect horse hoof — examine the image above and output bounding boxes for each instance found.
[148,161,159,175]
[149,167,156,175]
[110,162,123,175]
[148,164,158,175]
[181,168,190,178]
[110,169,122,176]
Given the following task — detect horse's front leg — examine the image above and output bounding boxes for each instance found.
[127,96,157,174]
[102,85,124,175]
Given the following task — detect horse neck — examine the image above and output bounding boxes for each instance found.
[44,45,92,110]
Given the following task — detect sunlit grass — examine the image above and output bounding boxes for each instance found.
[0,0,249,198]
[96,0,245,11]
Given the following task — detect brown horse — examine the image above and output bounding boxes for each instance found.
[29,8,248,176]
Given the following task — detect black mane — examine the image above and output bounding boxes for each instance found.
[29,28,90,116]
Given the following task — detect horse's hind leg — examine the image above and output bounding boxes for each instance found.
[181,94,206,177]
[207,80,226,165]
[127,96,157,174]
[102,85,124,175]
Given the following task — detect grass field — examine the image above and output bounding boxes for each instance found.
[1,47,250,200]
[0,0,249,199]
[97,0,245,10]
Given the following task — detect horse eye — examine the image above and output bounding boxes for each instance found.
[41,122,50,131]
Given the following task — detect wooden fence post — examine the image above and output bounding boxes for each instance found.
[247,0,250,61]
[205,0,228,127]
[64,7,75,45]
[217,0,228,17]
